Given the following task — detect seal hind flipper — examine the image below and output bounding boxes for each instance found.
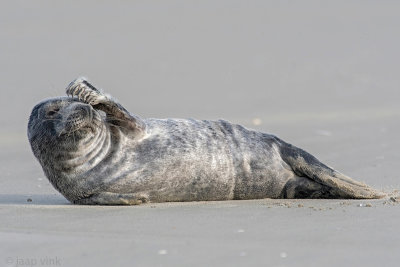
[279,141,385,199]
[66,77,146,137]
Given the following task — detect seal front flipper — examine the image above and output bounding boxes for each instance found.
[278,140,385,199]
[66,77,146,137]
[73,192,149,205]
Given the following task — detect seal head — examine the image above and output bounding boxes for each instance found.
[28,97,109,200]
[28,97,104,158]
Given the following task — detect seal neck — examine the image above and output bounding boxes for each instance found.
[53,124,111,174]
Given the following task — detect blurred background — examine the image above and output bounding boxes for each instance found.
[0,0,399,190]
[1,1,399,127]
[1,0,399,191]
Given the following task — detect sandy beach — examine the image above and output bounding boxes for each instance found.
[1,1,399,266]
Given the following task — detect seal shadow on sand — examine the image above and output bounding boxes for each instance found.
[0,194,70,205]
[0,193,397,208]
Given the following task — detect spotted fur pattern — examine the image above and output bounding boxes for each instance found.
[27,78,384,205]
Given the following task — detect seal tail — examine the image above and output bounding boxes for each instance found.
[278,140,385,199]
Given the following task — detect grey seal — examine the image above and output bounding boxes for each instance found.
[27,78,384,205]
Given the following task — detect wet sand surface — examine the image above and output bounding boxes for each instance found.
[1,1,399,266]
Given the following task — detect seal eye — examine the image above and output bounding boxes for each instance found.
[46,108,60,117]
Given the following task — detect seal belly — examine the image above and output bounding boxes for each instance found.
[114,119,292,202]
[107,119,238,202]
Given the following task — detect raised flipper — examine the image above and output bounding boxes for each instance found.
[73,192,149,205]
[66,77,146,137]
[278,140,385,199]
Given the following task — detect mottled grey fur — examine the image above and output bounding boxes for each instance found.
[27,78,384,205]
